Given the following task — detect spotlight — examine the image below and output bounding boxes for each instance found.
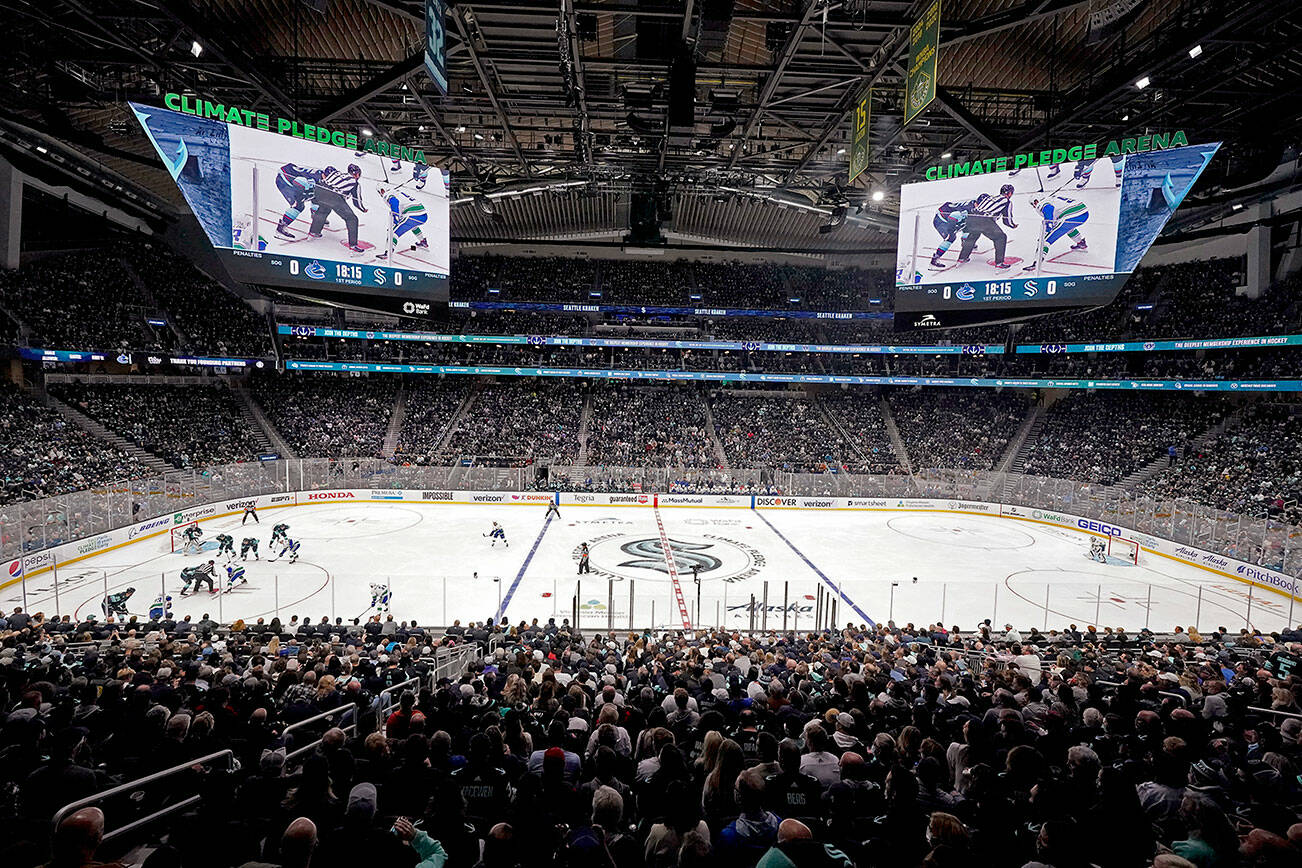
[871,190,884,202]
[1135,76,1151,90]
[941,152,952,159]
[1188,44,1203,59]
[361,128,373,137]
[190,41,203,58]
[837,147,846,155]
[455,125,466,133]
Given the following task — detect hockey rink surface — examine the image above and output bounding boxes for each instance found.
[6,503,1295,633]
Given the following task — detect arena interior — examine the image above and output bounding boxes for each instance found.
[1,2,1301,868]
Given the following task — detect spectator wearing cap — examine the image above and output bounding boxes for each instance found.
[829,713,864,757]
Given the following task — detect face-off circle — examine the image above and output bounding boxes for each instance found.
[574,532,765,584]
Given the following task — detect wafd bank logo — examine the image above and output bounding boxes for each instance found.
[578,533,764,583]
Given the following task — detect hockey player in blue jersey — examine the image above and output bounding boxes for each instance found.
[370,582,392,614]
[149,594,173,620]
[1024,195,1090,271]
[929,200,974,267]
[241,537,260,560]
[484,522,508,548]
[1073,155,1123,189]
[102,587,135,618]
[225,562,248,591]
[271,537,300,563]
[373,185,429,260]
[273,164,327,240]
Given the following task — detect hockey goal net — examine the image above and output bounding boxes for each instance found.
[170,523,199,554]
[1107,536,1140,565]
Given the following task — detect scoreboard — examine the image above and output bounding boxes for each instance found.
[131,101,449,317]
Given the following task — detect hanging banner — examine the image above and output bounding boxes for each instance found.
[904,0,942,126]
[848,87,872,183]
[425,0,448,95]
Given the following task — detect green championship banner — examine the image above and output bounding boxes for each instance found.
[905,0,942,126]
[848,87,872,183]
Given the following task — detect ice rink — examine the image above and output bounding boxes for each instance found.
[8,503,1295,634]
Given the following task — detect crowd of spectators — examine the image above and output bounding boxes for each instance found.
[889,389,1027,472]
[1140,403,1302,522]
[0,382,150,505]
[49,382,260,469]
[817,394,901,474]
[0,250,170,351]
[0,604,1297,868]
[583,385,719,468]
[252,374,399,458]
[710,392,849,473]
[394,381,474,465]
[123,246,274,358]
[443,381,584,464]
[1024,394,1230,486]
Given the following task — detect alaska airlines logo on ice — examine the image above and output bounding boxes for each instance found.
[618,539,722,575]
[304,260,327,280]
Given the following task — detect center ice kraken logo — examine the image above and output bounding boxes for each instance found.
[578,532,766,584]
[617,538,723,575]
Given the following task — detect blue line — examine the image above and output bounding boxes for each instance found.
[753,510,875,627]
[496,515,552,621]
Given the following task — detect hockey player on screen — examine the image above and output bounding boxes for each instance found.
[1073,156,1123,189]
[370,582,392,614]
[1089,538,1107,563]
[149,594,173,621]
[1024,194,1090,271]
[955,185,1018,269]
[180,523,204,555]
[412,162,430,190]
[929,200,973,267]
[225,562,248,591]
[215,533,236,559]
[273,163,326,240]
[241,537,260,561]
[179,560,217,595]
[484,522,509,548]
[270,523,290,547]
[306,165,368,253]
[101,587,135,619]
[373,185,430,259]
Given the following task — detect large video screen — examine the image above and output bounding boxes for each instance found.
[130,102,449,315]
[894,142,1219,329]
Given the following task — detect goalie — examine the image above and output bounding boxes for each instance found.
[179,523,204,555]
[1088,538,1107,563]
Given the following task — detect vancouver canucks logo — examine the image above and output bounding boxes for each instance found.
[304,260,327,280]
[618,538,722,574]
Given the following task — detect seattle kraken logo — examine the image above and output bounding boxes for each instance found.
[618,538,722,575]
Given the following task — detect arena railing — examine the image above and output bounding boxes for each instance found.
[50,749,237,843]
[3,459,1298,600]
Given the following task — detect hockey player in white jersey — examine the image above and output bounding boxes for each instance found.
[484,522,508,548]
[1023,194,1090,270]
[373,185,429,259]
[370,582,392,614]
[149,594,173,621]
[1089,538,1107,563]
[270,537,300,564]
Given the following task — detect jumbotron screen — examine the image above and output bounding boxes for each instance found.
[893,141,1219,329]
[130,102,449,316]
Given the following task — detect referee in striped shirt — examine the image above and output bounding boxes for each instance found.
[307,163,368,252]
[957,184,1018,269]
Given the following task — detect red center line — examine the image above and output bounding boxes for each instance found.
[652,502,693,630]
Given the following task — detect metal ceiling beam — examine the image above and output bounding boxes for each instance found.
[314,52,424,124]
[158,0,295,116]
[404,74,470,169]
[451,6,529,171]
[561,0,594,167]
[727,0,822,170]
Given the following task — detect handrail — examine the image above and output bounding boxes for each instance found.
[376,676,422,713]
[1246,706,1302,720]
[51,749,235,841]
